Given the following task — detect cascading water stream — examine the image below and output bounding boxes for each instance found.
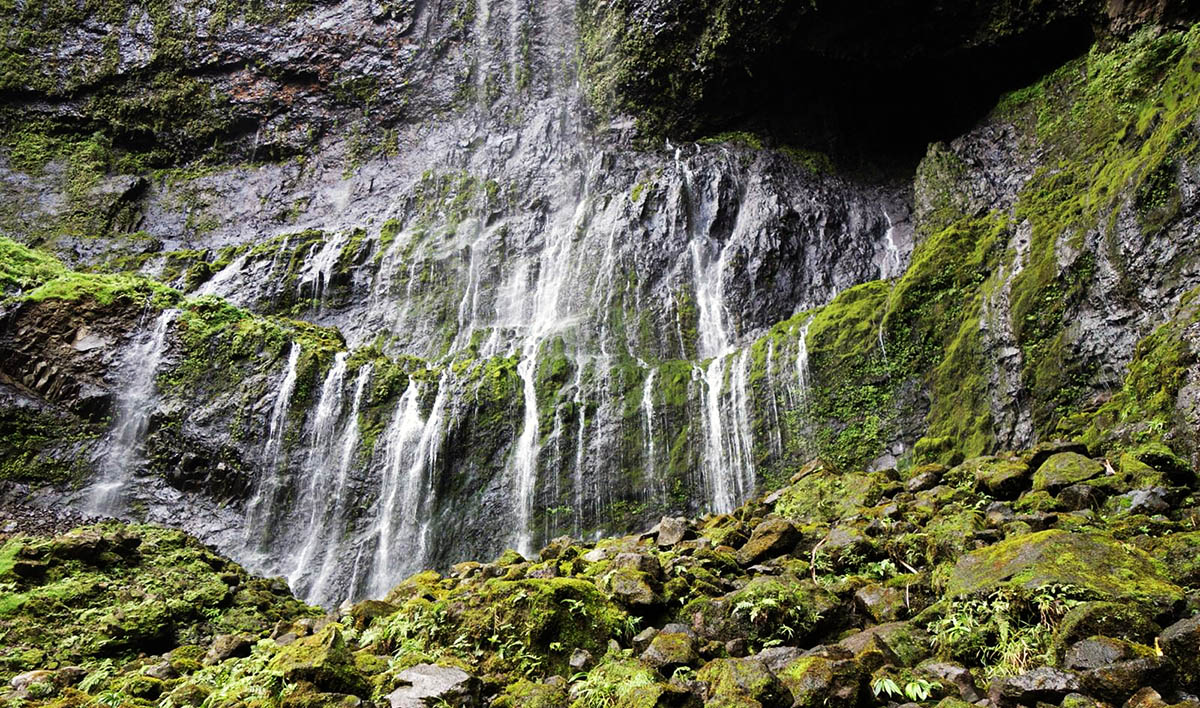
[86,308,177,516]
[288,352,348,593]
[243,343,301,554]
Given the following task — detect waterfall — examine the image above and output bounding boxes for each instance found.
[368,374,448,596]
[287,352,348,594]
[243,343,302,554]
[512,353,541,556]
[795,316,814,409]
[86,308,177,516]
[640,363,659,499]
[306,361,373,605]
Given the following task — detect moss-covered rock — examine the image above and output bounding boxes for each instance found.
[267,626,369,696]
[944,530,1182,611]
[777,655,864,708]
[696,656,785,708]
[1032,453,1106,493]
[967,457,1032,499]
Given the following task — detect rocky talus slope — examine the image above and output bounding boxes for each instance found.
[3,441,1200,707]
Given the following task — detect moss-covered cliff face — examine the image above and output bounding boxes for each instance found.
[1,0,1200,614]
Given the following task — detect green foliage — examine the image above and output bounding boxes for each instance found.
[927,584,1083,678]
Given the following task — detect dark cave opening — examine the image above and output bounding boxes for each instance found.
[701,15,1099,174]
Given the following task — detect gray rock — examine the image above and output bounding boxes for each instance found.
[204,634,254,665]
[988,667,1081,707]
[920,661,982,702]
[568,649,594,672]
[1063,637,1139,671]
[387,664,479,708]
[641,632,699,671]
[656,517,692,547]
[632,627,659,653]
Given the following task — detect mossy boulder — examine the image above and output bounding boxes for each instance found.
[1052,602,1163,658]
[1032,453,1105,493]
[267,626,369,696]
[775,467,883,524]
[641,631,699,672]
[944,531,1183,612]
[1143,533,1200,587]
[696,657,786,708]
[777,655,864,708]
[569,658,671,708]
[966,457,1032,499]
[737,518,800,566]
[492,679,569,708]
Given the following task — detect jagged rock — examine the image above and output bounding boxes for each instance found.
[1118,487,1173,515]
[203,634,254,665]
[737,518,800,566]
[268,626,368,696]
[1058,484,1103,511]
[349,600,398,629]
[1146,533,1200,586]
[839,623,929,667]
[539,536,575,561]
[613,552,664,580]
[1032,453,1105,493]
[1054,602,1162,654]
[988,667,1081,707]
[582,548,608,563]
[905,466,944,493]
[1081,657,1165,704]
[945,530,1183,612]
[143,660,179,680]
[1064,637,1145,671]
[967,457,1031,499]
[1160,615,1200,691]
[725,639,749,657]
[756,647,806,673]
[854,584,907,623]
[600,567,663,608]
[696,657,786,708]
[1124,686,1170,708]
[387,664,479,708]
[632,627,659,653]
[656,517,693,547]
[985,502,1016,528]
[641,632,699,672]
[920,662,982,702]
[820,525,874,568]
[568,649,594,672]
[776,655,864,708]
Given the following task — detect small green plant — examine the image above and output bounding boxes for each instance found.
[871,676,937,702]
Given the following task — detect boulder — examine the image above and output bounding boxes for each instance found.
[641,632,699,672]
[268,626,369,696]
[1032,453,1105,493]
[1146,533,1200,587]
[1023,441,1090,471]
[1064,637,1146,671]
[203,634,254,665]
[696,657,786,708]
[1058,484,1104,511]
[839,622,929,667]
[569,649,594,672]
[348,600,398,629]
[906,467,943,493]
[387,664,480,708]
[776,655,864,708]
[919,662,982,702]
[1081,657,1165,703]
[967,457,1031,499]
[657,517,693,547]
[1160,615,1200,691]
[987,666,1081,707]
[601,567,663,608]
[613,552,664,580]
[632,627,659,653]
[737,518,801,566]
[1118,487,1173,516]
[944,530,1183,613]
[854,584,907,623]
[1054,602,1162,655]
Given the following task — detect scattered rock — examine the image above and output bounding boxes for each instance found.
[1159,615,1200,691]
[387,664,480,708]
[1023,441,1090,471]
[906,467,943,493]
[777,655,864,708]
[1058,484,1104,511]
[1081,657,1165,703]
[1064,637,1145,671]
[568,649,594,672]
[632,627,659,653]
[737,518,800,566]
[968,457,1031,499]
[641,632,699,672]
[696,657,786,708]
[203,634,254,665]
[920,662,982,702]
[1032,453,1105,493]
[268,626,368,696]
[656,517,693,547]
[988,666,1081,707]
[348,600,398,629]
[854,583,907,623]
